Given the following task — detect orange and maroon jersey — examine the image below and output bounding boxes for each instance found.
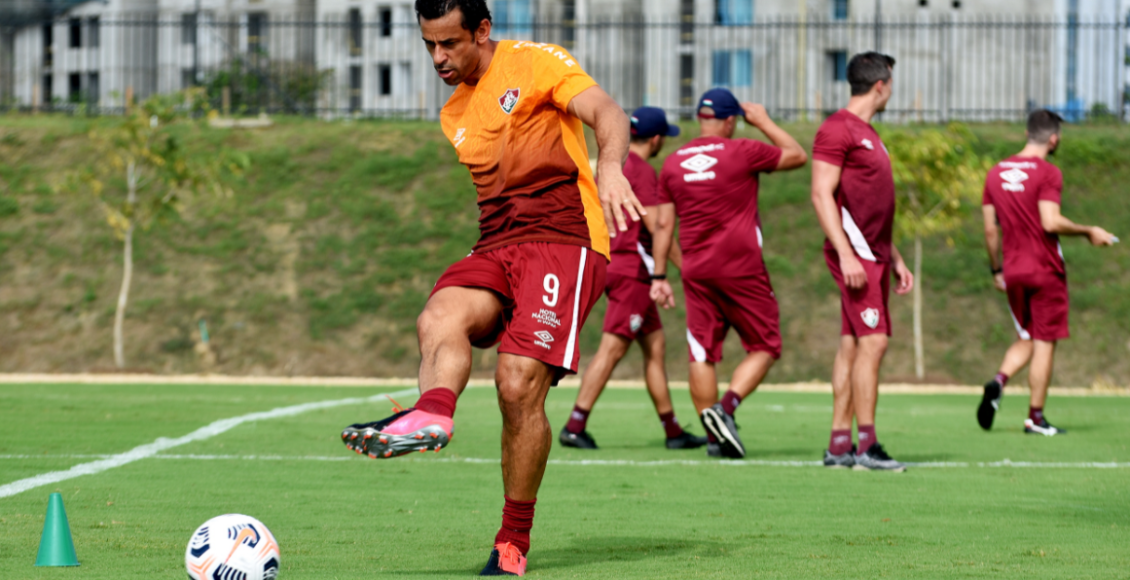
[440,41,609,259]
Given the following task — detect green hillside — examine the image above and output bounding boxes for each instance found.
[1,116,1127,386]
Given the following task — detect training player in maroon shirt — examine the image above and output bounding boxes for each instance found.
[811,53,914,472]
[560,107,708,451]
[650,88,807,459]
[977,109,1116,437]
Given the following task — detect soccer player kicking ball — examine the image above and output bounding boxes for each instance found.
[650,88,808,459]
[339,1,644,576]
[560,107,708,451]
[810,53,914,472]
[977,109,1116,436]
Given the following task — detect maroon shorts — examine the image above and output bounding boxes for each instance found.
[1005,272,1069,341]
[683,275,781,363]
[825,247,891,337]
[601,274,663,340]
[431,242,607,377]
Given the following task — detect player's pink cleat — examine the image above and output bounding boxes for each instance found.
[479,542,527,576]
[340,398,454,459]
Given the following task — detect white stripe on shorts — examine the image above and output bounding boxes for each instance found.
[562,248,587,368]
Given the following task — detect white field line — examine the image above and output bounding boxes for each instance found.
[1,453,1127,470]
[0,388,419,499]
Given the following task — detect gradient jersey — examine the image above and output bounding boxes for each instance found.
[440,41,609,259]
[812,109,895,264]
[657,136,782,279]
[607,151,660,280]
[982,156,1065,277]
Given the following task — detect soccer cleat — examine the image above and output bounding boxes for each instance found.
[977,379,1003,430]
[340,399,453,459]
[823,445,857,469]
[701,403,745,459]
[852,443,906,472]
[706,442,722,457]
[480,542,527,576]
[665,431,709,450]
[558,427,598,450]
[1024,417,1066,436]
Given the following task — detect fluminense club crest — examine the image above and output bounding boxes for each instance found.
[498,88,521,114]
[861,308,880,329]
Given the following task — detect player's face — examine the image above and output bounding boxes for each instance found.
[875,77,893,112]
[1047,132,1060,155]
[650,136,666,158]
[420,9,490,86]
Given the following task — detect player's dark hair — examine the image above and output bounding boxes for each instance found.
[415,0,491,31]
[630,135,655,145]
[847,52,896,96]
[1027,109,1063,144]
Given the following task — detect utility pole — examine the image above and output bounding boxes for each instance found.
[874,0,882,51]
[192,0,200,86]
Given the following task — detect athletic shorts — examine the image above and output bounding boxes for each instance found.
[602,274,663,340]
[431,242,607,378]
[683,274,781,363]
[825,246,891,337]
[1004,272,1069,341]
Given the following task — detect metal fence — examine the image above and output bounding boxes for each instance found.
[2,14,1127,122]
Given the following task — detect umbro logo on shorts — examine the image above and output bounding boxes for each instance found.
[534,330,554,350]
[861,308,881,329]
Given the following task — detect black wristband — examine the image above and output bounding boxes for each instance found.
[990,266,1002,275]
[650,274,667,281]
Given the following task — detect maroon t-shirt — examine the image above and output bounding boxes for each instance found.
[812,109,895,264]
[657,136,782,279]
[608,151,660,281]
[982,156,1065,277]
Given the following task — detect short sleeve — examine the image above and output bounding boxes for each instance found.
[741,139,782,174]
[524,43,598,111]
[631,164,661,206]
[981,179,993,206]
[1039,165,1063,204]
[812,120,851,167]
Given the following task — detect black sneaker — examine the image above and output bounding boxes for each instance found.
[665,431,708,449]
[852,442,906,472]
[977,379,1003,430]
[701,403,745,458]
[823,445,856,468]
[558,427,598,449]
[706,442,722,457]
[1024,417,1066,436]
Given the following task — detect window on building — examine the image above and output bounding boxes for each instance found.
[495,0,533,36]
[87,72,99,103]
[833,0,849,20]
[715,0,753,25]
[561,0,576,49]
[713,50,752,87]
[69,18,81,48]
[68,73,82,103]
[182,68,195,89]
[828,50,847,82]
[88,18,100,48]
[397,62,412,97]
[918,0,928,6]
[379,7,393,37]
[42,74,53,104]
[182,14,197,45]
[248,13,266,53]
[680,54,695,109]
[348,8,363,55]
[378,64,392,96]
[680,0,695,44]
[43,23,53,67]
[350,65,362,112]
[951,0,961,7]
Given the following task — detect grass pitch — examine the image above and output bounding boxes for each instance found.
[1,383,1128,579]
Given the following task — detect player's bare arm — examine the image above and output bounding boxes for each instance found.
[889,246,914,295]
[982,204,1007,292]
[740,103,808,170]
[640,208,683,269]
[811,160,867,289]
[1038,201,1116,246]
[568,86,645,237]
[649,202,677,309]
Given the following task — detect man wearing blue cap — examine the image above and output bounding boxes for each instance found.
[651,89,808,458]
[561,107,708,450]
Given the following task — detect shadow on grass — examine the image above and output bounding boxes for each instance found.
[533,534,741,570]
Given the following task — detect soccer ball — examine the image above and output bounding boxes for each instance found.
[185,514,280,580]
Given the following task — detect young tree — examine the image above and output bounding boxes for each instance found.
[75,92,246,368]
[884,123,991,379]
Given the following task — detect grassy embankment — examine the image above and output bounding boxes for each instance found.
[0,116,1127,385]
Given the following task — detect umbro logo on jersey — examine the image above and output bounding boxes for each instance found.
[861,138,875,151]
[861,308,880,329]
[534,330,555,350]
[499,88,521,114]
[1001,168,1029,192]
[681,153,718,182]
[453,128,466,148]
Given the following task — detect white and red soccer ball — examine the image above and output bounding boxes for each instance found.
[185,514,280,580]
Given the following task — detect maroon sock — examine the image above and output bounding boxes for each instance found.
[495,496,536,556]
[565,405,590,434]
[659,411,684,439]
[856,425,877,455]
[720,390,743,415]
[1029,407,1044,423]
[414,388,458,418]
[829,429,853,455]
[994,372,1010,387]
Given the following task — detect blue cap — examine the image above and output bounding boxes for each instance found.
[630,107,680,138]
[697,88,743,119]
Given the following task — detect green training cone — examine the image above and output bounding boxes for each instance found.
[35,493,80,567]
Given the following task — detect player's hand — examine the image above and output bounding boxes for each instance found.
[1088,226,1116,247]
[740,102,770,129]
[598,165,646,238]
[993,273,1007,293]
[650,279,676,309]
[892,258,914,295]
[839,252,868,290]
